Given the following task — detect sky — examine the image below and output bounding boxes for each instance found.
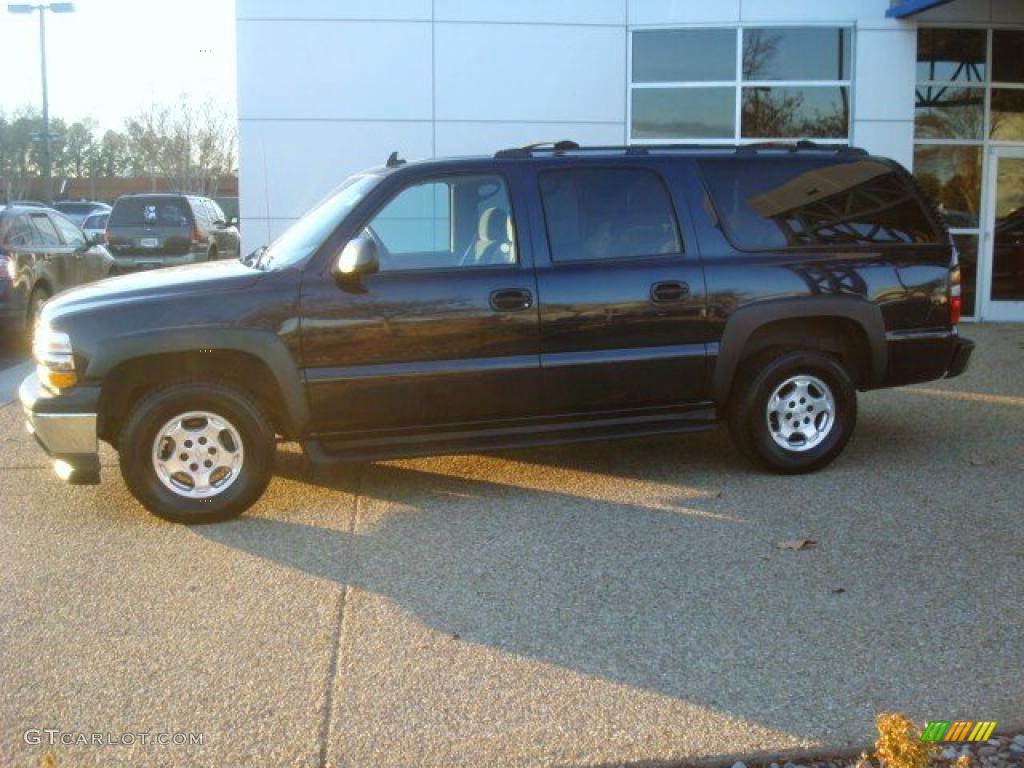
[0,0,237,130]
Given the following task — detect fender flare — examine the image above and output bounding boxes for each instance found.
[711,296,888,405]
[85,327,310,434]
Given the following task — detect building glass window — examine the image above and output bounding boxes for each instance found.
[914,27,1024,318]
[629,26,852,144]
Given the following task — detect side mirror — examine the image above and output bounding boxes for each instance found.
[228,217,239,228]
[332,236,379,282]
[87,232,105,247]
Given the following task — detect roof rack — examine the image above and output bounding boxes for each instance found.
[493,140,866,159]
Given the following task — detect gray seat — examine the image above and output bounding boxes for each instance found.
[461,207,514,266]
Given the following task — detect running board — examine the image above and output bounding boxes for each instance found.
[303,406,718,464]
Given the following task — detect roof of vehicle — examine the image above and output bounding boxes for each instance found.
[365,140,879,179]
[113,193,211,200]
[53,200,111,209]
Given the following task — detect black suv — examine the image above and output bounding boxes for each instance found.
[20,143,973,523]
[105,193,240,272]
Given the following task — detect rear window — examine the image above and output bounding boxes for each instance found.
[54,202,96,215]
[110,197,193,228]
[538,168,682,262]
[699,157,941,251]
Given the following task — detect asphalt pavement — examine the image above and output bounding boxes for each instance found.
[0,324,1021,768]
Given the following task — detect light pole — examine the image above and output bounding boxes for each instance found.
[7,3,75,198]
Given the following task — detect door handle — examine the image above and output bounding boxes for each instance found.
[650,281,689,303]
[489,288,533,312]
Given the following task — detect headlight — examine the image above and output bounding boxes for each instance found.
[33,324,77,391]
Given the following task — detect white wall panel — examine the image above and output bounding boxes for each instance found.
[434,121,625,157]
[434,23,626,123]
[628,0,740,26]
[853,28,916,122]
[739,0,887,22]
[237,0,431,21]
[853,119,914,169]
[237,20,432,120]
[436,0,624,25]
[240,119,432,220]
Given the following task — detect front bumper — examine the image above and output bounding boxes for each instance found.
[19,372,101,484]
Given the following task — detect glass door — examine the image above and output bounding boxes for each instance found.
[980,147,1024,321]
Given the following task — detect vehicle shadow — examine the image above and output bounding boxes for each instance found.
[192,433,999,747]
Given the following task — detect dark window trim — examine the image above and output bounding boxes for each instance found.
[535,164,686,266]
[351,169,523,276]
[694,158,947,254]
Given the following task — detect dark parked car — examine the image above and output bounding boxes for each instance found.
[105,193,240,272]
[51,200,111,227]
[20,142,972,523]
[1,204,114,338]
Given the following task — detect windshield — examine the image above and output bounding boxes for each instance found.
[256,174,381,270]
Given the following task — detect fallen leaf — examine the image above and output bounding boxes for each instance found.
[968,457,996,467]
[831,587,847,594]
[775,538,816,551]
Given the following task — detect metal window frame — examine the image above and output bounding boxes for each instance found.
[627,23,855,146]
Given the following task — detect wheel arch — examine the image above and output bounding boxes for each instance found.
[89,329,308,445]
[711,297,887,405]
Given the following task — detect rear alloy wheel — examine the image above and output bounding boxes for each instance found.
[119,380,274,523]
[728,350,857,474]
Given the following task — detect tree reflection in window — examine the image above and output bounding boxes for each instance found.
[701,159,940,251]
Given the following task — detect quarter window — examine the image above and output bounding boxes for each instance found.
[365,175,516,271]
[700,158,940,251]
[52,214,86,248]
[539,168,682,262]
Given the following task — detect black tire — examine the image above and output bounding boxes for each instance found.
[207,246,218,262]
[727,350,857,474]
[26,285,51,341]
[118,380,275,523]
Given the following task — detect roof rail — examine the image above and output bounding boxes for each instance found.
[494,140,866,159]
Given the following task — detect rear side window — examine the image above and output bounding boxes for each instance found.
[110,197,193,228]
[699,157,940,250]
[4,215,35,246]
[539,168,682,262]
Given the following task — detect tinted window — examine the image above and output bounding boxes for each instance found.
[993,30,1024,83]
[742,27,851,81]
[51,213,86,247]
[83,213,108,229]
[110,197,193,228]
[30,214,62,246]
[4,215,35,247]
[700,158,940,250]
[916,28,986,83]
[741,86,849,139]
[365,174,516,271]
[539,168,682,262]
[208,200,227,222]
[632,29,736,83]
[632,88,735,139]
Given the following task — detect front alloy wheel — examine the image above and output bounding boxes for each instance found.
[152,411,245,498]
[119,381,275,523]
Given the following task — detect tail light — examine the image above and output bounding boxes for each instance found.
[0,252,12,281]
[190,225,202,244]
[949,264,962,326]
[103,228,111,245]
